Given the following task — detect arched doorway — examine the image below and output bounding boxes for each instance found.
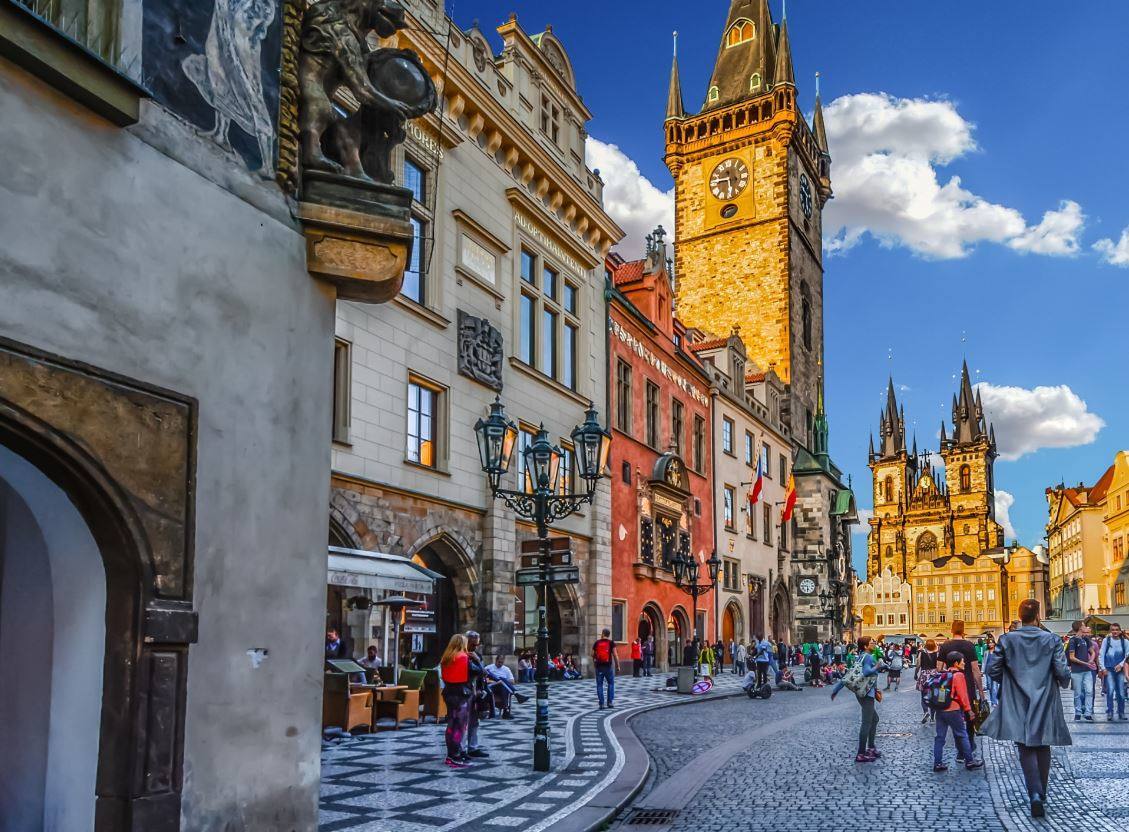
[409,533,478,666]
[670,606,690,665]
[771,589,790,643]
[638,602,664,671]
[722,600,743,644]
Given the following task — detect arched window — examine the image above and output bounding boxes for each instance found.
[801,282,812,350]
[749,73,762,92]
[917,532,938,561]
[708,85,720,103]
[726,19,755,47]
[883,476,893,503]
[960,465,971,492]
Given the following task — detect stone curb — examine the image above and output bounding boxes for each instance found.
[540,687,744,832]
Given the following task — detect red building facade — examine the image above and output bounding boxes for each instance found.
[606,231,715,670]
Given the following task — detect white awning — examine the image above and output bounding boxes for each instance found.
[327,546,440,595]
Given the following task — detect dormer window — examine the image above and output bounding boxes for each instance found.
[726,19,755,47]
[749,73,762,92]
[540,95,561,146]
[708,86,720,104]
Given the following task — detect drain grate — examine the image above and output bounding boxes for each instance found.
[626,808,679,825]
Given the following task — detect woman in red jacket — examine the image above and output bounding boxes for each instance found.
[440,634,475,769]
[631,639,643,677]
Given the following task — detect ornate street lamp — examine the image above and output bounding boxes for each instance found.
[474,398,610,772]
[672,550,720,651]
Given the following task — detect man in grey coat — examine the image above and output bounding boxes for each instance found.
[980,599,1072,819]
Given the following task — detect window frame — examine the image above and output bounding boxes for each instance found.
[723,485,736,530]
[401,154,434,307]
[406,374,448,471]
[514,245,580,390]
[671,398,685,456]
[615,359,633,434]
[645,381,660,449]
[332,338,352,445]
[722,417,735,456]
[692,414,706,473]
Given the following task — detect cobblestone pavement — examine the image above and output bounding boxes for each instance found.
[318,673,743,831]
[616,675,1128,832]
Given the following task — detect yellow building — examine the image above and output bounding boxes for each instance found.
[663,0,830,447]
[856,567,912,639]
[1103,451,1129,615]
[865,368,1043,635]
[1046,467,1112,619]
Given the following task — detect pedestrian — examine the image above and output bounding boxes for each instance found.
[439,634,478,769]
[735,641,748,676]
[1099,622,1128,720]
[830,635,883,763]
[885,649,904,691]
[809,642,823,687]
[631,638,643,677]
[698,641,716,677]
[592,628,619,709]
[714,639,726,673]
[682,639,696,668]
[463,630,489,760]
[930,651,984,772]
[753,634,771,688]
[980,599,1072,818]
[325,628,343,659]
[984,635,1001,708]
[1066,620,1096,721]
[939,620,985,761]
[642,635,655,677]
[728,638,736,672]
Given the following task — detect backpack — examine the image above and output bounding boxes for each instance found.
[593,639,613,664]
[923,670,955,711]
[841,662,871,695]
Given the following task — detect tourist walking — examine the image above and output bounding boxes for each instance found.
[984,635,1001,708]
[734,641,748,675]
[915,638,940,723]
[940,620,985,759]
[754,635,771,687]
[592,628,619,709]
[631,638,643,677]
[714,639,726,673]
[699,641,716,676]
[439,634,479,769]
[831,636,883,762]
[980,599,1072,818]
[1099,622,1128,720]
[642,635,655,677]
[1067,620,1096,721]
[464,630,489,759]
[885,650,904,691]
[930,652,984,771]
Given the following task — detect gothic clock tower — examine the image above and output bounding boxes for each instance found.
[664,0,831,446]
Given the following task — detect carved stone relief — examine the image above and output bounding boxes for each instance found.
[456,310,503,391]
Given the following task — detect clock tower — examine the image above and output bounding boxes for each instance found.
[664,0,831,447]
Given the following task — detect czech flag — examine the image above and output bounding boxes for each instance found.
[781,475,797,523]
[748,453,764,512]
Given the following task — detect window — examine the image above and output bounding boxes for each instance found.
[622,460,631,484]
[401,158,432,305]
[723,559,740,591]
[745,432,754,466]
[780,518,787,550]
[645,382,660,448]
[779,453,787,483]
[516,426,537,493]
[749,73,762,92]
[540,95,561,146]
[1116,582,1126,607]
[761,443,771,477]
[723,486,735,529]
[407,377,444,469]
[708,85,720,103]
[611,601,625,642]
[332,339,351,444]
[671,399,684,455]
[722,417,734,455]
[884,476,893,503]
[517,248,579,388]
[520,294,536,365]
[15,0,123,68]
[615,360,632,433]
[558,443,576,496]
[800,282,812,350]
[960,465,971,492]
[726,19,755,47]
[763,503,772,545]
[692,416,705,472]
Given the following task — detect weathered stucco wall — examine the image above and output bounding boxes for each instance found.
[0,56,334,830]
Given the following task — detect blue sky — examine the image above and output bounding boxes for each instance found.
[458,1,1129,574]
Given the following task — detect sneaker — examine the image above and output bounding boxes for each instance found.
[515,693,530,704]
[1030,798,1045,818]
[1084,715,1094,722]
[1120,715,1128,721]
[867,748,881,759]
[1074,714,1081,721]
[956,757,965,765]
[921,714,930,724]
[965,760,984,770]
[501,711,514,720]
[607,702,614,709]
[467,748,489,759]
[933,763,949,772]
[445,757,470,769]
[854,753,875,763]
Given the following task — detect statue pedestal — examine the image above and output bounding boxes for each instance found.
[299,172,414,304]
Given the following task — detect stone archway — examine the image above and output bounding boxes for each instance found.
[771,587,791,643]
[407,531,480,666]
[0,340,197,831]
[638,602,664,671]
[723,599,744,644]
[670,605,691,665]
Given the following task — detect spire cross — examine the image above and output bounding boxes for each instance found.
[815,71,821,97]
[673,30,678,58]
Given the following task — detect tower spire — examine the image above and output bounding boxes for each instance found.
[773,17,795,86]
[666,32,685,120]
[812,74,829,153]
[878,378,905,458]
[704,0,776,111]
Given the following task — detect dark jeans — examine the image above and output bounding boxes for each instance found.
[857,695,879,754]
[596,664,615,706]
[934,710,973,765]
[442,689,471,759]
[755,662,769,687]
[1016,743,1051,800]
[643,654,653,676]
[633,659,642,677]
[487,681,512,715]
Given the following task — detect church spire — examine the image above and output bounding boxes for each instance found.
[878,378,905,458]
[704,0,775,111]
[666,32,685,120]
[951,360,986,445]
[773,18,795,86]
[812,75,829,153]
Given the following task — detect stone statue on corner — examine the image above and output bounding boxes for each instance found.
[298,0,437,185]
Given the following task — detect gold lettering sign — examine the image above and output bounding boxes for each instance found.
[609,319,710,406]
[515,211,585,275]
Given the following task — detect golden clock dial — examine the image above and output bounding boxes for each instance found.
[709,158,749,201]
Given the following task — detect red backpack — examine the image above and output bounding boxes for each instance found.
[594,639,613,664]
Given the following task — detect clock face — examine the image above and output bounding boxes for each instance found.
[799,173,813,218]
[799,577,817,595]
[710,158,749,201]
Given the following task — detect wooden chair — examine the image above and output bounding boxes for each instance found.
[322,673,373,733]
[393,669,427,726]
[421,668,446,723]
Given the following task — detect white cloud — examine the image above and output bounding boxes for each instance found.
[976,381,1105,461]
[586,137,674,256]
[1008,201,1085,255]
[822,93,1082,260]
[856,508,874,528]
[994,490,1017,542]
[1094,226,1129,266]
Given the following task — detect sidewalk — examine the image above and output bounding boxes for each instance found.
[318,671,745,831]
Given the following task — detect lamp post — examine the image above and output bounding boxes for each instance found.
[474,398,610,772]
[672,549,721,660]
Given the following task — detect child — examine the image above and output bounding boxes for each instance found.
[933,652,984,772]
[885,651,904,691]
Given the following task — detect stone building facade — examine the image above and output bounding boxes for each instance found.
[1103,451,1129,617]
[328,1,622,668]
[857,568,913,638]
[661,0,855,642]
[0,1,362,827]
[1046,467,1114,620]
[605,236,715,668]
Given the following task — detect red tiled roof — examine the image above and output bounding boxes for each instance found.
[745,372,766,383]
[611,259,644,286]
[1089,465,1116,503]
[689,337,727,353]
